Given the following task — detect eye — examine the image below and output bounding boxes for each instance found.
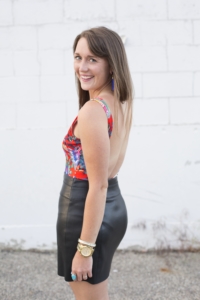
[89,58,97,62]
[74,55,81,60]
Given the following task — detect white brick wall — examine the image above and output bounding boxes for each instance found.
[168,46,200,71]
[13,0,63,25]
[17,102,67,129]
[0,50,13,76]
[194,72,200,96]
[64,0,115,21]
[0,0,200,250]
[126,46,167,72]
[0,77,40,103]
[116,0,167,20]
[0,103,16,129]
[0,0,12,25]
[39,50,65,75]
[170,98,200,124]
[14,51,40,75]
[194,21,200,44]
[10,27,37,50]
[143,72,193,98]
[133,98,169,125]
[168,0,200,19]
[40,76,69,102]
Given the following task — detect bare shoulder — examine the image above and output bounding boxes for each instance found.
[78,100,108,124]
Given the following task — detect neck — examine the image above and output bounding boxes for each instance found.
[89,81,112,99]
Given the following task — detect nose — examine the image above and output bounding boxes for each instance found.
[79,59,88,72]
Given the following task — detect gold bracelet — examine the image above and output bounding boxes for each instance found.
[78,238,96,248]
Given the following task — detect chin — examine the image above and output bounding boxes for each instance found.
[80,85,89,91]
[80,83,92,91]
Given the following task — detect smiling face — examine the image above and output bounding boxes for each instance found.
[74,37,111,98]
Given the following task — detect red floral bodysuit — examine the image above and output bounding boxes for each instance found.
[62,98,113,180]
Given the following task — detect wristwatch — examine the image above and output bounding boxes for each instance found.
[77,243,94,257]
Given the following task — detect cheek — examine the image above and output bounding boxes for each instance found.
[100,64,110,80]
[100,68,110,82]
[74,60,80,74]
[74,62,78,73]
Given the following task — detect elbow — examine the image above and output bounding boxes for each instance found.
[89,180,108,193]
[101,182,108,191]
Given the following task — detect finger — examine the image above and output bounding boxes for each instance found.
[77,272,83,282]
[82,273,88,280]
[71,272,77,281]
[88,270,92,278]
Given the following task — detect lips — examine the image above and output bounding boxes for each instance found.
[80,75,94,82]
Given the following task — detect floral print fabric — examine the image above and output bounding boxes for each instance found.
[62,98,113,180]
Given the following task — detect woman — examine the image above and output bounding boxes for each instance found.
[57,27,133,300]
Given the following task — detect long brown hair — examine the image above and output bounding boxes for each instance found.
[73,27,134,132]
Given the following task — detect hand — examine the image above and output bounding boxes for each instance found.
[71,250,93,281]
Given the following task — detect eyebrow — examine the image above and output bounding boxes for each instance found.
[74,52,97,58]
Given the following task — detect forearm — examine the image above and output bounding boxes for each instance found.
[80,185,107,244]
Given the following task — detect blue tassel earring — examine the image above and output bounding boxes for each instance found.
[111,75,114,91]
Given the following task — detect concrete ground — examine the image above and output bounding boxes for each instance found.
[0,249,200,300]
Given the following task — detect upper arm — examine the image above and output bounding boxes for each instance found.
[78,101,110,187]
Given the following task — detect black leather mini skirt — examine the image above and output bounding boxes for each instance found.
[56,173,127,285]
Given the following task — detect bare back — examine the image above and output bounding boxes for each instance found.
[74,95,130,180]
[106,98,130,178]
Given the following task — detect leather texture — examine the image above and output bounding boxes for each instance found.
[56,173,127,284]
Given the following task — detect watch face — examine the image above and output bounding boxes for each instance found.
[81,247,92,257]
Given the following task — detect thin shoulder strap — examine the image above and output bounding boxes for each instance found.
[90,98,113,137]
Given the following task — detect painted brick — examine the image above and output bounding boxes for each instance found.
[38,24,84,50]
[133,98,169,125]
[0,27,37,50]
[0,0,12,25]
[0,51,13,76]
[116,0,167,20]
[168,46,200,71]
[39,50,65,75]
[10,27,37,50]
[66,98,79,127]
[143,73,193,98]
[118,21,142,46]
[64,49,74,75]
[166,21,193,45]
[64,0,115,21]
[0,0,200,251]
[17,102,67,129]
[64,50,78,101]
[131,73,142,98]
[168,0,200,19]
[119,20,192,46]
[126,46,167,72]
[15,77,39,102]
[0,77,40,103]
[14,51,40,76]
[0,28,10,49]
[0,78,15,102]
[63,50,86,124]
[41,76,68,102]
[194,21,200,44]
[86,21,118,33]
[194,72,200,96]
[170,98,200,124]
[140,21,166,45]
[140,21,193,45]
[0,104,16,129]
[13,0,63,25]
